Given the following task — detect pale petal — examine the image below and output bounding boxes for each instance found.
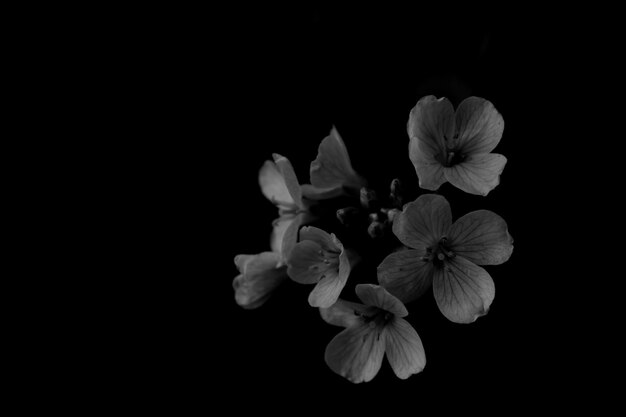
[392,194,452,249]
[271,217,288,255]
[282,214,304,259]
[377,249,435,303]
[324,323,385,383]
[409,137,447,191]
[272,153,303,208]
[335,236,351,284]
[308,270,348,308]
[298,226,334,250]
[355,284,408,318]
[320,299,370,328]
[407,95,455,158]
[310,127,366,190]
[234,254,254,271]
[232,252,287,309]
[444,153,507,196]
[234,252,279,274]
[286,239,325,284]
[259,160,293,207]
[454,97,504,156]
[448,210,514,265]
[433,256,495,323]
[384,317,426,379]
[303,231,350,307]
[270,214,303,264]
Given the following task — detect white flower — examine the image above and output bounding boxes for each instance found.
[377,194,513,323]
[320,284,426,383]
[259,153,310,265]
[408,96,506,196]
[287,226,351,308]
[233,252,287,309]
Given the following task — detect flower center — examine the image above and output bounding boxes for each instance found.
[444,150,466,167]
[357,308,394,328]
[318,247,340,267]
[439,134,466,167]
[421,236,455,267]
[278,205,306,217]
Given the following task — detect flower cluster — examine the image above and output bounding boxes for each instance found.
[233,96,513,382]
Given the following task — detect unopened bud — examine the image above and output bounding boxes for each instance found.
[360,187,377,210]
[367,221,385,239]
[386,208,400,223]
[390,178,401,194]
[336,206,359,225]
[390,178,403,207]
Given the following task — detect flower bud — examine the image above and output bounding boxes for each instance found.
[386,208,400,223]
[336,206,360,226]
[233,252,287,309]
[360,187,377,210]
[390,178,403,208]
[367,221,385,239]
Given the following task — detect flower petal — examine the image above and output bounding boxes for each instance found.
[270,217,289,254]
[454,97,504,155]
[407,95,455,158]
[270,214,303,264]
[320,299,371,328]
[384,317,426,379]
[448,210,514,265]
[444,153,507,196]
[377,249,435,303]
[392,194,452,249]
[433,256,495,323]
[282,215,304,258]
[303,230,351,308]
[232,252,287,309]
[234,254,254,271]
[336,237,351,283]
[272,153,303,208]
[355,284,408,318]
[299,226,334,250]
[310,127,366,191]
[308,269,348,308]
[324,322,385,383]
[259,160,294,208]
[286,239,325,284]
[409,137,447,191]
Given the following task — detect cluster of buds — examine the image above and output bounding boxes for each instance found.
[336,179,402,239]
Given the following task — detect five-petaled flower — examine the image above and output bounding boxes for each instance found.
[287,226,351,308]
[233,252,288,309]
[377,194,513,323]
[321,284,426,383]
[408,96,506,196]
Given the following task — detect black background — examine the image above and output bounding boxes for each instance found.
[116,5,609,412]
